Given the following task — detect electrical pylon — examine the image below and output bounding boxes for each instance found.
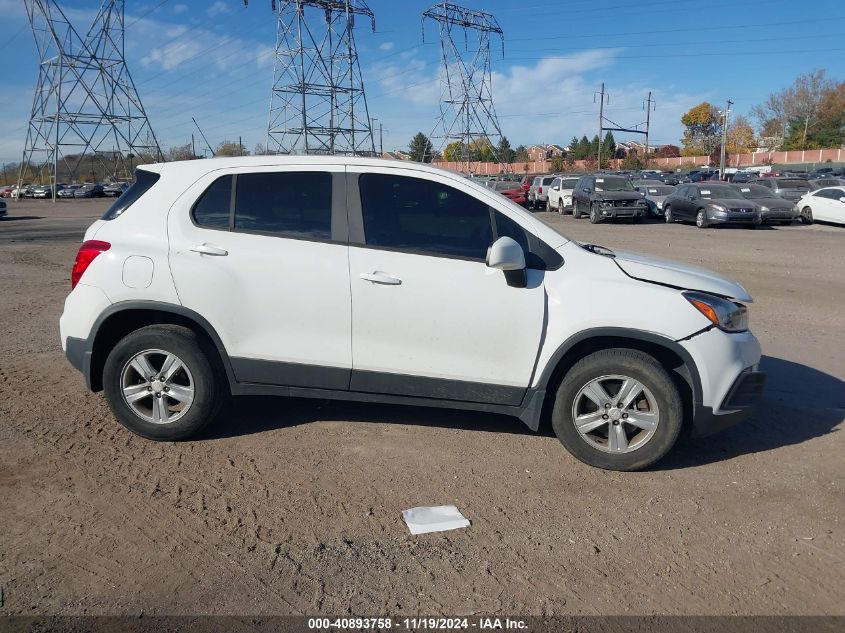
[19,1,161,198]
[256,0,377,156]
[422,2,507,171]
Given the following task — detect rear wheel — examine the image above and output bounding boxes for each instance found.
[664,206,674,223]
[551,349,684,471]
[801,206,814,224]
[102,325,227,441]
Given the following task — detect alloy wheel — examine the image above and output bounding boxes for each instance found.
[120,349,195,424]
[571,374,660,453]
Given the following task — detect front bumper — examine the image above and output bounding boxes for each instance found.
[692,370,766,436]
[707,213,761,225]
[761,209,799,221]
[599,204,647,218]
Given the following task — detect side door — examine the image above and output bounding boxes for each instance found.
[677,185,696,220]
[346,167,548,405]
[573,177,589,214]
[549,177,561,208]
[815,188,845,223]
[167,165,353,390]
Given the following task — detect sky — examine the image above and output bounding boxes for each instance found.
[1,0,844,164]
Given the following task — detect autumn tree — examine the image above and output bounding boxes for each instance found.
[655,144,680,158]
[726,115,755,154]
[680,102,722,156]
[216,140,249,157]
[514,145,529,162]
[408,132,433,162]
[167,143,197,162]
[442,140,464,162]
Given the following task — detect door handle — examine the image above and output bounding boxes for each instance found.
[360,271,402,285]
[190,243,228,256]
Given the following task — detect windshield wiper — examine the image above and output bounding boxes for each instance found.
[581,243,615,257]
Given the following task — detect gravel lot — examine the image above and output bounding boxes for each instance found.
[1,198,843,616]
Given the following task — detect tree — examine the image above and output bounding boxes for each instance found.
[680,102,722,156]
[443,140,464,162]
[514,145,529,162]
[655,144,681,158]
[496,136,515,164]
[167,143,197,162]
[726,115,755,154]
[567,136,580,157]
[408,132,433,162]
[752,69,843,150]
[620,152,644,171]
[603,131,616,159]
[550,155,565,172]
[216,140,249,157]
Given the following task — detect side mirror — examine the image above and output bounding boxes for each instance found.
[583,187,592,194]
[486,236,525,271]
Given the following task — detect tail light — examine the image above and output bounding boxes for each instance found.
[538,186,543,194]
[71,240,110,289]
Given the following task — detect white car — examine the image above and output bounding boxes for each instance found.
[59,157,764,471]
[798,186,845,226]
[547,176,579,214]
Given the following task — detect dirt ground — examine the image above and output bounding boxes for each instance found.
[1,198,843,617]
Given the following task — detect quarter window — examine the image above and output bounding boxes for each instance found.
[234,172,332,239]
[358,173,493,260]
[192,175,232,229]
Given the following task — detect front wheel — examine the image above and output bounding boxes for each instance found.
[589,203,601,224]
[801,206,814,224]
[573,202,582,219]
[102,325,227,440]
[664,206,674,223]
[695,209,708,228]
[551,349,684,471]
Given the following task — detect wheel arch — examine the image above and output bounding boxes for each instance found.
[86,301,234,392]
[534,328,701,433]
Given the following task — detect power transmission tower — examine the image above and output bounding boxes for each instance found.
[19,1,161,200]
[422,2,507,172]
[257,0,377,156]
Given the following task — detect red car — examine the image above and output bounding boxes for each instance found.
[520,174,538,194]
[0,186,13,198]
[492,180,527,206]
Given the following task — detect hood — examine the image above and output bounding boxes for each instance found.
[611,249,752,302]
[593,190,643,201]
[751,196,794,208]
[700,197,757,208]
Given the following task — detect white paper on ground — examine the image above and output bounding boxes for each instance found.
[402,505,470,535]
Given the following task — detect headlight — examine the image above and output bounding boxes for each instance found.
[600,200,613,207]
[710,204,727,213]
[684,291,748,332]
[656,201,663,209]
[759,206,769,213]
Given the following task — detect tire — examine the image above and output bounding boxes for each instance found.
[664,206,674,223]
[102,325,227,441]
[695,208,708,228]
[589,203,601,224]
[545,199,551,211]
[573,202,582,219]
[801,206,814,224]
[557,199,565,215]
[551,349,684,471]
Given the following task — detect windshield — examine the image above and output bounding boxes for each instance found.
[594,177,634,192]
[696,185,738,199]
[645,186,674,196]
[733,184,775,199]
[776,179,810,190]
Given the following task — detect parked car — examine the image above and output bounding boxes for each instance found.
[571,174,648,223]
[662,183,761,228]
[12,184,33,198]
[528,175,557,210]
[74,184,105,198]
[1,185,14,198]
[546,176,579,213]
[658,172,680,185]
[731,183,799,225]
[58,184,81,198]
[103,182,130,197]
[31,184,65,198]
[519,174,538,196]
[636,184,676,217]
[797,186,845,226]
[808,177,845,191]
[59,156,764,472]
[491,180,526,206]
[727,172,755,184]
[689,170,718,182]
[752,177,812,203]
[0,197,6,218]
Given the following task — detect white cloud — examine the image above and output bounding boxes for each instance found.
[207,1,231,18]
[142,40,203,71]
[379,42,394,51]
[256,44,275,69]
[173,4,189,15]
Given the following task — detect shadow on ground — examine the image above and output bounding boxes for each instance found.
[204,355,843,469]
[0,216,43,222]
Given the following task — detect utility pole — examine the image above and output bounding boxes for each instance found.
[379,121,383,156]
[597,82,606,169]
[719,99,733,179]
[191,134,196,159]
[644,91,654,168]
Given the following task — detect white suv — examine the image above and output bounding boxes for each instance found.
[60,157,765,471]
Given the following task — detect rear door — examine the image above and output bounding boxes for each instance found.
[167,165,352,389]
[346,167,546,405]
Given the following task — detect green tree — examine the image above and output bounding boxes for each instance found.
[567,136,580,157]
[496,136,515,164]
[514,145,529,162]
[443,141,464,162]
[603,131,616,158]
[574,135,591,159]
[408,132,434,162]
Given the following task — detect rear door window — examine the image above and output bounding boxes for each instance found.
[234,172,332,239]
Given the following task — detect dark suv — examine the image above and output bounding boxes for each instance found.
[752,178,811,203]
[571,175,648,223]
[662,183,761,228]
